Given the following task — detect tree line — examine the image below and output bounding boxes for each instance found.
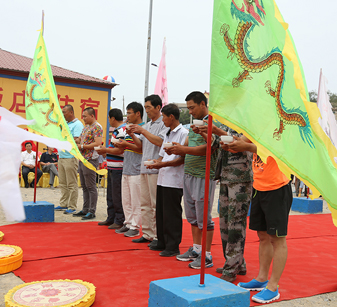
[309,91,337,112]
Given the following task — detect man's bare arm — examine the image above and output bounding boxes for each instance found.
[96,146,124,156]
[130,133,143,149]
[78,136,102,150]
[227,135,257,153]
[165,143,207,156]
[161,156,185,167]
[197,123,227,136]
[114,139,142,153]
[141,130,163,147]
[129,124,163,147]
[147,156,185,169]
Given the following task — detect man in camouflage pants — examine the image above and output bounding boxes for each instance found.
[216,126,253,282]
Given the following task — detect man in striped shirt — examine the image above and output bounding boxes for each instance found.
[96,108,126,229]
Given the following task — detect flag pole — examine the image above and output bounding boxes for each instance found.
[199,114,213,286]
[317,68,322,101]
[33,142,39,203]
[42,10,45,36]
[33,11,44,204]
[143,0,153,122]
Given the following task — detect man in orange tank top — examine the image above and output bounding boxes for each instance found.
[226,135,292,304]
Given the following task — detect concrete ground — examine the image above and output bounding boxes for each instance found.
[0,184,336,306]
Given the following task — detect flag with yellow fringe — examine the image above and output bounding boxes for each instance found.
[25,25,106,175]
[209,0,337,225]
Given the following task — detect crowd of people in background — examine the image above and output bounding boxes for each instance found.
[20,91,295,304]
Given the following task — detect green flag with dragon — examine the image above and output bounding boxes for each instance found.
[25,27,106,176]
[209,0,337,225]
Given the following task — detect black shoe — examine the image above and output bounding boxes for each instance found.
[81,212,96,220]
[148,239,158,247]
[98,221,113,226]
[30,181,35,188]
[132,236,151,243]
[25,183,29,188]
[73,210,87,217]
[159,250,180,257]
[149,243,165,251]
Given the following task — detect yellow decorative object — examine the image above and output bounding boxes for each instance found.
[0,231,4,241]
[5,279,96,307]
[78,173,81,187]
[0,244,23,274]
[20,165,62,188]
[40,173,59,188]
[100,174,108,188]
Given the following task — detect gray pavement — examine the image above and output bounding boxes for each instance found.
[0,184,336,306]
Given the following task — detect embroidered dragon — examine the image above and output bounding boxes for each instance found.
[26,71,58,127]
[220,0,314,147]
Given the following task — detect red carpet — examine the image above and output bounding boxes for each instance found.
[1,214,337,306]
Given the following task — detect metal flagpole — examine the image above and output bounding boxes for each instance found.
[33,142,39,203]
[143,0,153,122]
[42,10,44,36]
[199,114,213,286]
[33,10,45,203]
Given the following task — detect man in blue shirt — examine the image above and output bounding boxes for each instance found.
[55,105,84,214]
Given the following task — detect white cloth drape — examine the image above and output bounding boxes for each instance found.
[0,107,71,221]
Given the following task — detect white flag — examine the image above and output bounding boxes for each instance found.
[317,69,337,163]
[0,107,71,221]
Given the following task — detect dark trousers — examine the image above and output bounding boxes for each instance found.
[156,185,183,251]
[79,159,99,214]
[22,166,42,185]
[106,169,125,225]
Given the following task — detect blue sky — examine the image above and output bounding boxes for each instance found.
[1,0,336,111]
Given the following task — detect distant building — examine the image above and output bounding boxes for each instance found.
[176,91,209,112]
[176,102,188,112]
[0,48,117,146]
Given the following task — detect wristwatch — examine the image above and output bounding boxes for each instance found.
[81,144,84,150]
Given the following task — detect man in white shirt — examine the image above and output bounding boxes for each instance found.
[21,142,43,188]
[147,103,188,256]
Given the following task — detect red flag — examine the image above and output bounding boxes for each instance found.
[154,38,168,106]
